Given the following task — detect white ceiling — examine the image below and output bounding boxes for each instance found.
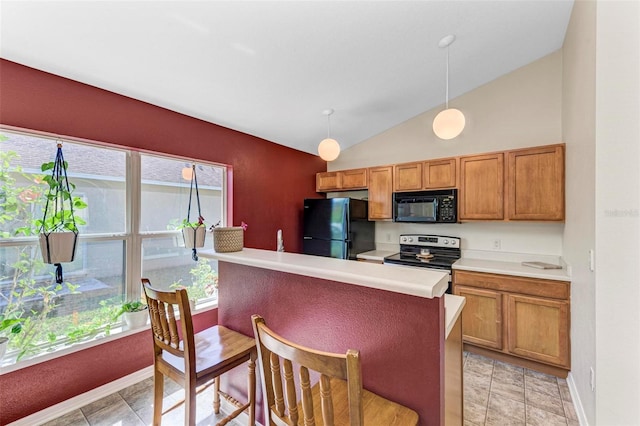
[0,1,574,156]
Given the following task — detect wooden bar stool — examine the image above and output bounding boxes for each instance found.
[142,279,256,426]
[251,314,419,426]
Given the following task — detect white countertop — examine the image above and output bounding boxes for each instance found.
[356,250,398,262]
[199,248,449,298]
[444,294,466,339]
[453,258,571,281]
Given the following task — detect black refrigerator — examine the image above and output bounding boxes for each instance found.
[303,198,375,260]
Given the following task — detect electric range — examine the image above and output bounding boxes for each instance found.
[383,234,461,293]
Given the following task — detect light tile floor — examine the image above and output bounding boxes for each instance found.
[40,376,244,426]
[463,352,579,426]
[42,352,579,425]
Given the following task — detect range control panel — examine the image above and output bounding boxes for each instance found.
[399,234,460,248]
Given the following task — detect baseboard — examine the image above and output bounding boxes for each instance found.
[566,371,589,426]
[7,366,154,426]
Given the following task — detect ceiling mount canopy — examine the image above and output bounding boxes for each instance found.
[318,108,341,162]
[433,34,466,140]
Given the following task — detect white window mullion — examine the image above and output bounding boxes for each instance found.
[126,151,142,300]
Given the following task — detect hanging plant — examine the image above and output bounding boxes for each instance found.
[182,164,206,261]
[38,142,87,283]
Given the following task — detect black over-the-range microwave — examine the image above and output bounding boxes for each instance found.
[393,189,457,223]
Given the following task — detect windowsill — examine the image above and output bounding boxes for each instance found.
[0,301,218,375]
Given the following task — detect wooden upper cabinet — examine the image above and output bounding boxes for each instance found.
[368,166,393,220]
[459,153,504,220]
[424,158,457,189]
[316,168,367,192]
[316,172,341,192]
[507,145,564,221]
[340,168,368,190]
[394,158,457,192]
[394,162,423,192]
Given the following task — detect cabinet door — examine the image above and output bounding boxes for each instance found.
[507,145,564,221]
[506,294,570,368]
[394,162,423,192]
[340,168,368,190]
[459,153,504,220]
[316,172,341,192]
[454,286,503,350]
[424,158,457,189]
[368,166,393,220]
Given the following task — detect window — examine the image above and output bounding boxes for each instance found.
[0,129,226,366]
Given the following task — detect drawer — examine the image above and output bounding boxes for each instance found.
[453,270,569,300]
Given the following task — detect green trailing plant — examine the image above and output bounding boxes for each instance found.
[115,301,147,318]
[0,317,24,338]
[14,150,87,236]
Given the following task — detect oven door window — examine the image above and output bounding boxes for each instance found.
[396,198,438,222]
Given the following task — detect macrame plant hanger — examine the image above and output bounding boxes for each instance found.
[40,142,78,284]
[186,164,203,261]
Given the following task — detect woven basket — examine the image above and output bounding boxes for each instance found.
[213,227,244,252]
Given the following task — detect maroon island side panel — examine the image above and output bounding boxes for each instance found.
[218,261,445,426]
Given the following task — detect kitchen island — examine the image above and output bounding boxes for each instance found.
[200,248,464,426]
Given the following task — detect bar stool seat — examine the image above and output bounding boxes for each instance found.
[142,279,256,426]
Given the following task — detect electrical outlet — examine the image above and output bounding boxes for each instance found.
[492,239,501,250]
[589,249,595,272]
[590,367,595,391]
[386,233,392,242]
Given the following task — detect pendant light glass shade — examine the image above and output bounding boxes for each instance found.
[433,108,465,140]
[318,109,341,161]
[318,138,340,161]
[433,34,465,140]
[181,165,193,181]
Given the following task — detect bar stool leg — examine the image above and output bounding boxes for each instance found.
[248,349,257,425]
[213,376,221,414]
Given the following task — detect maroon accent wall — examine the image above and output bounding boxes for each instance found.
[218,262,445,426]
[0,58,326,423]
[0,59,327,252]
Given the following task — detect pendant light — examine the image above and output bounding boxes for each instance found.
[433,34,465,140]
[318,108,341,161]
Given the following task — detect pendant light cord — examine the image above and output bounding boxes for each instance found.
[445,46,450,109]
[326,112,332,139]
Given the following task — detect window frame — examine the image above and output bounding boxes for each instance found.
[0,125,228,367]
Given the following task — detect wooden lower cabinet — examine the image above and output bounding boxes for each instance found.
[507,294,570,367]
[453,270,570,376]
[455,286,502,350]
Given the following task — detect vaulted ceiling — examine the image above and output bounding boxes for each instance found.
[0,1,574,155]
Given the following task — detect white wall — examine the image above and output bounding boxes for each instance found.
[331,51,565,256]
[562,0,597,423]
[594,1,640,424]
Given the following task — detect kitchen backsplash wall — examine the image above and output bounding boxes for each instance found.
[374,221,564,257]
[327,192,563,257]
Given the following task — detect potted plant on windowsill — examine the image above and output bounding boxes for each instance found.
[0,317,24,360]
[116,301,148,329]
